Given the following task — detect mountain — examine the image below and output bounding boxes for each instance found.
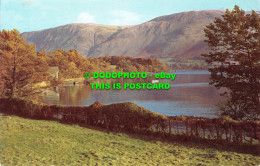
[22,10,225,58]
[22,24,128,57]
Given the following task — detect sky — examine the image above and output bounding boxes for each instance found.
[1,0,260,33]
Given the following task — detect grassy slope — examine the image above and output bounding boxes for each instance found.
[0,114,259,166]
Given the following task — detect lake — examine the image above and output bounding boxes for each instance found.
[40,70,225,118]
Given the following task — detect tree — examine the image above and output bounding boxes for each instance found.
[0,29,48,97]
[202,6,260,120]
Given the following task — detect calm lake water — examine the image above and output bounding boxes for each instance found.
[41,70,225,118]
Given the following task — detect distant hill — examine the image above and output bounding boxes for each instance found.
[22,24,128,57]
[22,10,225,58]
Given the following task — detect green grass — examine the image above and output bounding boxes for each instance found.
[0,114,259,166]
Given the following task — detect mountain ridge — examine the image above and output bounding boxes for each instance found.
[22,10,226,58]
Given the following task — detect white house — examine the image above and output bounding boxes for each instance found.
[47,67,59,79]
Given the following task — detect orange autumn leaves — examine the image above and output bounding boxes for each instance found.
[0,29,169,97]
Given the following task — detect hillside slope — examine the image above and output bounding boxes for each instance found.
[22,24,128,57]
[23,10,225,58]
[88,10,224,58]
[0,114,259,165]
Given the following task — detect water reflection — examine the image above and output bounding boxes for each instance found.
[40,70,225,118]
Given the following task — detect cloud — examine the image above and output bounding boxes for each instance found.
[76,12,96,23]
[20,0,58,11]
[21,0,41,7]
[109,10,140,25]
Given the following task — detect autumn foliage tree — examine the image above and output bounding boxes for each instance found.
[0,29,48,97]
[45,50,169,79]
[202,6,260,120]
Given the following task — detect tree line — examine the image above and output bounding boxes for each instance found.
[0,30,168,97]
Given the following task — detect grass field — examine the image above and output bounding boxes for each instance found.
[0,113,259,166]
